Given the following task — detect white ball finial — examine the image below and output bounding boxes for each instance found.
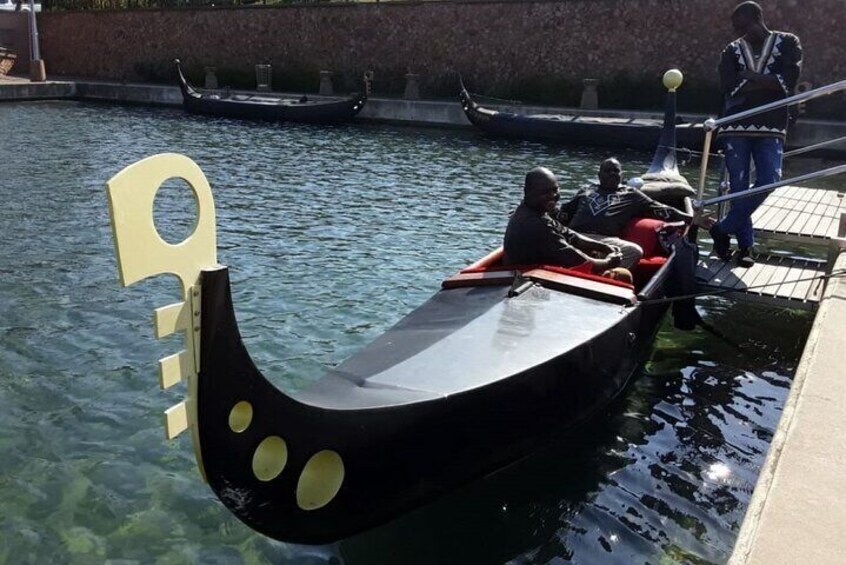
[663,69,684,92]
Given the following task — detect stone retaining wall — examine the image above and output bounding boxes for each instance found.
[36,0,846,114]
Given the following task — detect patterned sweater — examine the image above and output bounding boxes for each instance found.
[558,186,687,237]
[717,31,802,139]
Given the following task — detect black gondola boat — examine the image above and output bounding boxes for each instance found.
[175,59,367,124]
[106,71,696,544]
[460,80,705,151]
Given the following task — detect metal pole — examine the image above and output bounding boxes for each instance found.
[784,135,846,159]
[28,0,39,62]
[696,129,713,200]
[695,163,846,208]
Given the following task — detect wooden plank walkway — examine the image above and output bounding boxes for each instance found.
[752,185,846,244]
[696,253,829,310]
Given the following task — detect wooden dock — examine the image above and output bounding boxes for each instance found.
[752,185,846,244]
[696,253,828,310]
[697,185,845,309]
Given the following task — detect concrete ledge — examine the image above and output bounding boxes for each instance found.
[0,78,75,101]
[2,78,845,155]
[729,251,846,565]
[357,97,469,127]
[74,81,182,107]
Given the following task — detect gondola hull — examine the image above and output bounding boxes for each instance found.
[176,60,366,124]
[460,88,704,151]
[180,92,366,124]
[198,267,671,544]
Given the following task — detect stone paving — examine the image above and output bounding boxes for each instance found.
[729,251,846,564]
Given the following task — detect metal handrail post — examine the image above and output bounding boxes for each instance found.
[696,130,714,200]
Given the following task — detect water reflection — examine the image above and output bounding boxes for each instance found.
[0,101,811,563]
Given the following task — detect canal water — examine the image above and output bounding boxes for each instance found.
[0,101,813,564]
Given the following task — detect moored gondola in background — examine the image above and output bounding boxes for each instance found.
[175,59,367,124]
[105,71,696,544]
[459,80,704,151]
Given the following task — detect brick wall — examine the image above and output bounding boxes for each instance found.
[36,0,845,113]
[0,12,30,73]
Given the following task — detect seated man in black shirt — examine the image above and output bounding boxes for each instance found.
[557,158,692,269]
[504,167,626,277]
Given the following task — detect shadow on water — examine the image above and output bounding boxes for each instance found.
[341,301,811,565]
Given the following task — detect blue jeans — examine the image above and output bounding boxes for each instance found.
[716,136,783,249]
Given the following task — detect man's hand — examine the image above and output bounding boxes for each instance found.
[606,252,623,269]
[587,242,618,258]
[589,251,622,274]
[738,70,782,92]
[694,214,717,229]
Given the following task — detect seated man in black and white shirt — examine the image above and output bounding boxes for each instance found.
[556,158,692,269]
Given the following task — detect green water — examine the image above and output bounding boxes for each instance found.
[0,101,814,564]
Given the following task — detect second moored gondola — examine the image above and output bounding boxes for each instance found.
[175,59,367,124]
[460,80,704,151]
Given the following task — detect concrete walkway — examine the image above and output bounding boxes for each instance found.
[0,74,73,99]
[729,250,846,565]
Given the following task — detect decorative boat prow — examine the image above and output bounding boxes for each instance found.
[106,153,220,475]
[646,69,684,176]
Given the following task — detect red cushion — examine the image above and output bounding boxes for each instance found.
[621,218,666,258]
[461,247,506,272]
[454,246,635,290]
[636,256,668,267]
[461,259,633,290]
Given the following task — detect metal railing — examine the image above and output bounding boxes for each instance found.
[694,164,846,209]
[696,78,846,201]
[783,135,846,159]
[42,0,295,10]
[41,0,619,8]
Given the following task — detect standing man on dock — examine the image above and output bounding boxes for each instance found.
[710,1,802,267]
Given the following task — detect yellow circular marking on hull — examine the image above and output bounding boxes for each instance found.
[296,450,345,511]
[252,436,288,482]
[228,401,253,433]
